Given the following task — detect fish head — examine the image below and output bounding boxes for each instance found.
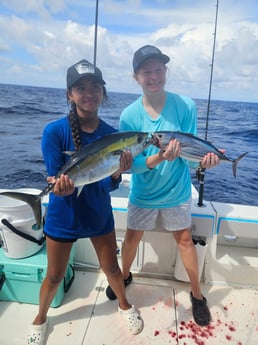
[139,132,154,147]
[130,132,153,155]
[151,131,175,149]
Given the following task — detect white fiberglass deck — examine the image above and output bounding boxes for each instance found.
[1,270,258,345]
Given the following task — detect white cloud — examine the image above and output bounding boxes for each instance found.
[0,0,258,102]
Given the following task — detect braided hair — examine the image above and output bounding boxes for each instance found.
[68,102,83,151]
[67,85,109,151]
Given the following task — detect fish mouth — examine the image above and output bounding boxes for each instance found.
[150,133,162,148]
[142,133,157,148]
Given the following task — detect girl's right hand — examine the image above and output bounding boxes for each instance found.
[161,138,180,161]
[47,174,75,196]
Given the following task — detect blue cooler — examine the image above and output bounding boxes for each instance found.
[0,244,75,307]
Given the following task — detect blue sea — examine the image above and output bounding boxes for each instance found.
[0,83,257,206]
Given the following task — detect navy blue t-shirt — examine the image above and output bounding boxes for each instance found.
[42,117,121,240]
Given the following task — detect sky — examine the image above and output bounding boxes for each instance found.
[0,0,258,102]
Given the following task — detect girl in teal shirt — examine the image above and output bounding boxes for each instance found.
[106,45,220,327]
[120,91,197,208]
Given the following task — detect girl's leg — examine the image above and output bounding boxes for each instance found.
[33,237,74,325]
[121,228,144,280]
[173,228,211,326]
[91,230,143,334]
[91,231,131,310]
[173,227,202,298]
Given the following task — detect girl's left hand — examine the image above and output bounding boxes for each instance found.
[119,151,133,172]
[47,174,75,196]
[111,151,133,181]
[200,152,223,169]
[162,139,180,161]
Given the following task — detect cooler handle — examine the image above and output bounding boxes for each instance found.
[1,218,45,245]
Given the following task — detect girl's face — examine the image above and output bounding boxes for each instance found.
[67,77,103,117]
[134,58,167,95]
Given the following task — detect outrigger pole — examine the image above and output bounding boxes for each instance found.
[93,0,99,68]
[197,0,219,207]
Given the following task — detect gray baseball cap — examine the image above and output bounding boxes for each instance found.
[133,45,170,72]
[67,59,106,88]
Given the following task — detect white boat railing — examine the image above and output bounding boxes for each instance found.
[1,174,258,288]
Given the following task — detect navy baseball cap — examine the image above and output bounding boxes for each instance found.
[133,45,170,72]
[66,59,106,88]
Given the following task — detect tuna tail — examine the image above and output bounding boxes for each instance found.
[0,191,42,228]
[232,152,248,178]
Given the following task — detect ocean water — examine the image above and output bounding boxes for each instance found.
[0,83,257,206]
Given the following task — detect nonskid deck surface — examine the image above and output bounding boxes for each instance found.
[1,271,258,345]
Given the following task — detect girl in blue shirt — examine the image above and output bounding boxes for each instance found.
[27,59,143,345]
[106,45,220,327]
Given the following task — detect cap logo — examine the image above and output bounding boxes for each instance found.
[75,62,95,75]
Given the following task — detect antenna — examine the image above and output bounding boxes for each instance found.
[197,0,219,207]
[93,0,99,68]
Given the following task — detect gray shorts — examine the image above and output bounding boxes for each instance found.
[127,199,192,231]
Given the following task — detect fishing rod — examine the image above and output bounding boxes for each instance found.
[93,0,99,68]
[197,0,219,207]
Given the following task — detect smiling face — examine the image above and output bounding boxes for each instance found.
[67,77,104,118]
[134,58,167,96]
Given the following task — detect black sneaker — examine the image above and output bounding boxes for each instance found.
[106,272,133,300]
[190,292,211,326]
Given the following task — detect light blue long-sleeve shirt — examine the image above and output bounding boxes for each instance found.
[119,91,197,208]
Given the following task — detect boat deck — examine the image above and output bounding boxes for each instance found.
[1,269,258,345]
